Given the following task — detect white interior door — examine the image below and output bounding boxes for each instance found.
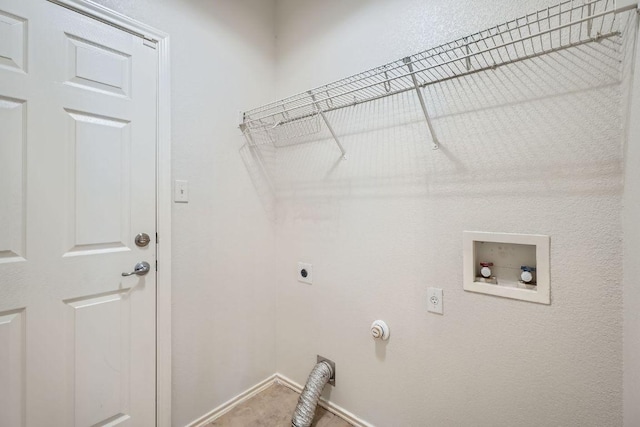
[0,0,158,425]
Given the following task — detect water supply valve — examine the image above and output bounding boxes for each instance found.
[480,262,494,278]
[520,266,536,284]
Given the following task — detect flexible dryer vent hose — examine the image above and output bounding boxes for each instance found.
[291,361,334,427]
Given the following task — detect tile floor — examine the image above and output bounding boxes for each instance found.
[206,383,354,427]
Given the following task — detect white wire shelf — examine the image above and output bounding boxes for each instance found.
[240,0,637,156]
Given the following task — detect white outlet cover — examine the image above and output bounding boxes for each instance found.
[427,287,443,314]
[297,262,312,284]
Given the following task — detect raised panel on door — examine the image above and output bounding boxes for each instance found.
[64,109,132,257]
[0,8,26,73]
[0,309,25,427]
[0,95,26,263]
[64,32,131,97]
[65,292,132,427]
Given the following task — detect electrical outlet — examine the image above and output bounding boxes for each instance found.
[297,262,312,284]
[427,287,443,314]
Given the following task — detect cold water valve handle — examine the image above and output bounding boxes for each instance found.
[520,266,536,284]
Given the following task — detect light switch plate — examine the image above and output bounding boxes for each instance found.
[297,262,313,285]
[174,180,189,203]
[427,287,443,314]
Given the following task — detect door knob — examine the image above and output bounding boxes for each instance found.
[122,261,151,277]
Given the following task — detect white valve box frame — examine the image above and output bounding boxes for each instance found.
[463,231,550,304]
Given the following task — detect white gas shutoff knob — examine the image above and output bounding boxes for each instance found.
[371,320,390,341]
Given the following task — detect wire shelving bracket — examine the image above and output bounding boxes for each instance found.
[309,91,348,159]
[404,56,440,150]
[239,0,637,157]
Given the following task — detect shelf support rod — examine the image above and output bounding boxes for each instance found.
[403,57,439,150]
[464,38,471,71]
[309,91,347,159]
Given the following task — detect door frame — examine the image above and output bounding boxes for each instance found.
[46,1,172,425]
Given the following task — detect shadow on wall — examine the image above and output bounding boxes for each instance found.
[240,15,634,221]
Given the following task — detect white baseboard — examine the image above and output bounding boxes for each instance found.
[184,373,374,427]
[275,374,374,427]
[185,374,278,427]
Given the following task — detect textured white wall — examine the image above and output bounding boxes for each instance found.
[272,0,629,425]
[623,17,640,427]
[86,1,277,426]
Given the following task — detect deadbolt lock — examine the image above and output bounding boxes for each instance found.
[135,233,151,248]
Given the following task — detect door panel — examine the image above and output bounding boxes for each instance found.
[0,9,26,72]
[64,109,131,256]
[0,95,26,262]
[0,0,157,425]
[65,292,131,427]
[74,47,127,93]
[0,309,25,427]
[65,33,131,97]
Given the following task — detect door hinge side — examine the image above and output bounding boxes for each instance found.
[155,260,158,271]
[156,232,159,244]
